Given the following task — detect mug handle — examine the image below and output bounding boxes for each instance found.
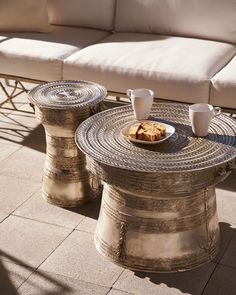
[126,89,133,99]
[213,107,222,117]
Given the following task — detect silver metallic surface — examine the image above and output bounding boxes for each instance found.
[28,80,107,207]
[28,80,106,109]
[75,103,236,272]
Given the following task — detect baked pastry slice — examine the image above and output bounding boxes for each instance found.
[137,128,145,140]
[128,123,141,139]
[128,121,166,141]
[156,125,166,136]
[143,129,159,141]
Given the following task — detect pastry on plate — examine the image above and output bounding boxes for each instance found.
[128,121,166,141]
[128,123,141,139]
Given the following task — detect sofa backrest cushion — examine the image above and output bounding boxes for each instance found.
[115,0,236,43]
[47,0,116,31]
[0,0,50,33]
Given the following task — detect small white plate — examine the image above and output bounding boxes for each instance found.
[121,121,175,145]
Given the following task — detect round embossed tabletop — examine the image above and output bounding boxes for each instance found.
[76,103,236,273]
[28,80,106,110]
[76,103,236,173]
[28,80,107,207]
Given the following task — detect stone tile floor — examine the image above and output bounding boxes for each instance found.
[0,79,235,295]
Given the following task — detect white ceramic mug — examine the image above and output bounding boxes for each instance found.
[126,88,154,120]
[189,103,221,137]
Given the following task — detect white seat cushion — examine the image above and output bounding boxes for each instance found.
[210,57,236,109]
[0,26,109,81]
[63,33,236,103]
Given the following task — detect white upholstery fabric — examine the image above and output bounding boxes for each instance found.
[47,0,116,31]
[210,57,236,109]
[0,36,8,42]
[115,0,236,43]
[63,33,236,103]
[0,0,50,33]
[0,26,109,81]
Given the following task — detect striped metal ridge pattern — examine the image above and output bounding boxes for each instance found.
[28,80,107,109]
[76,103,236,172]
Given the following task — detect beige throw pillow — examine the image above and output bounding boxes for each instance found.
[115,0,236,43]
[47,0,116,31]
[0,0,50,32]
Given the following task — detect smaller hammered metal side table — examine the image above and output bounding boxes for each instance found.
[28,80,107,207]
[75,103,236,272]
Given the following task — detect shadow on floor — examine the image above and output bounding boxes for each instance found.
[68,196,102,220]
[0,106,46,153]
[21,124,46,153]
[134,222,235,295]
[0,250,72,295]
[0,258,18,295]
[216,169,236,192]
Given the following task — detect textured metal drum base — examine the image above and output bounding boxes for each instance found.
[28,80,107,208]
[76,103,235,272]
[95,183,219,273]
[95,236,218,273]
[42,190,101,208]
[41,131,102,207]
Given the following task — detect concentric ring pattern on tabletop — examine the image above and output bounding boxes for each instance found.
[76,103,236,172]
[28,80,107,109]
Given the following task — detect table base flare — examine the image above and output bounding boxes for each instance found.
[42,133,101,207]
[95,183,219,272]
[75,103,236,272]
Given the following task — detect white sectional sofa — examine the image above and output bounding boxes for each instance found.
[0,0,236,111]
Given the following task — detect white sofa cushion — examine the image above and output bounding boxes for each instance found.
[47,0,116,31]
[63,33,236,103]
[210,57,236,109]
[115,0,236,43]
[0,26,109,81]
[0,0,50,33]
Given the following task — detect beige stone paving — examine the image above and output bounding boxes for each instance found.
[216,180,236,227]
[0,212,9,223]
[108,289,132,295]
[0,79,235,294]
[76,215,98,234]
[17,270,110,295]
[220,233,236,268]
[0,174,40,214]
[14,189,85,230]
[202,265,236,295]
[39,230,124,287]
[0,106,38,145]
[0,215,71,268]
[0,260,33,293]
[0,146,45,183]
[0,141,21,162]
[113,263,217,295]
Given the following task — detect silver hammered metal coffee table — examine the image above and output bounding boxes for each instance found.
[28,80,107,207]
[75,103,236,272]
